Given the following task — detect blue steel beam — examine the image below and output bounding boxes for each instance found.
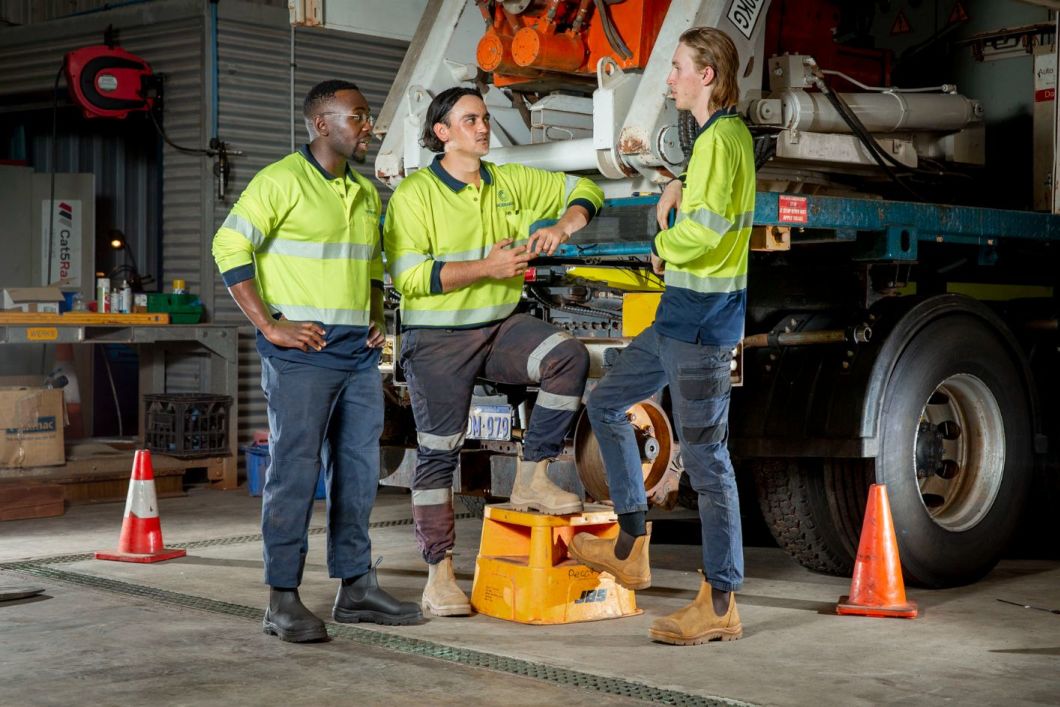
[552,192,1060,259]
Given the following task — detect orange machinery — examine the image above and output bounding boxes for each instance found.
[474,0,671,87]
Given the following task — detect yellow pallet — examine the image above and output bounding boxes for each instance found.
[470,503,641,625]
[0,312,169,325]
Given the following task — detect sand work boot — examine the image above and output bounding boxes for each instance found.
[422,551,471,617]
[508,459,583,515]
[649,581,743,645]
[568,523,652,590]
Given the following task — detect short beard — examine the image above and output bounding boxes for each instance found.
[350,151,367,165]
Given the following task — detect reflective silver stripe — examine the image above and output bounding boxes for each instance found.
[527,332,574,382]
[390,253,431,277]
[564,174,579,201]
[412,488,452,506]
[437,238,529,262]
[400,302,517,327]
[732,210,754,229]
[222,213,266,248]
[676,207,733,235]
[664,270,748,294]
[268,304,371,326]
[536,390,581,411]
[262,239,374,260]
[418,430,465,452]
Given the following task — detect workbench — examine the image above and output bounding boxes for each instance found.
[0,313,240,491]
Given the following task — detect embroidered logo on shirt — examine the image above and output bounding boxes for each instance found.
[496,188,514,209]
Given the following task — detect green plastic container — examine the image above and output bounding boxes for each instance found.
[147,292,203,324]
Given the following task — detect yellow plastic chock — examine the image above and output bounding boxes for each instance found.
[470,503,642,625]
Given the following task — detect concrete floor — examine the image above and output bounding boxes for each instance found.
[1,487,1058,706]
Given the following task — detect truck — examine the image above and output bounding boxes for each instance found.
[294,0,1059,588]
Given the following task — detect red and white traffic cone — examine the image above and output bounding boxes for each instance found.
[95,449,186,563]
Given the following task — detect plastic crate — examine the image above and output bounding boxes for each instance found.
[244,443,325,499]
[144,393,232,458]
[146,292,204,324]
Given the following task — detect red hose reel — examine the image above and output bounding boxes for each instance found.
[64,44,156,119]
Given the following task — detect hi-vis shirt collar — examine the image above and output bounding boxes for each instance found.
[694,106,738,140]
[429,154,494,192]
[298,144,355,181]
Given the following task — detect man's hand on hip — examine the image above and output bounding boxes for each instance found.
[367,322,386,348]
[264,317,327,352]
[651,254,666,276]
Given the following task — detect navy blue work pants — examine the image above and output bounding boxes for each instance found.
[586,326,744,592]
[260,356,383,588]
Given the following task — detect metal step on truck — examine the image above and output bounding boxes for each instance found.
[296,0,1060,588]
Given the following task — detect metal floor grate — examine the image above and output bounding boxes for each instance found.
[2,514,753,707]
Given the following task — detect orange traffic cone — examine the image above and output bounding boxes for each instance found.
[95,450,187,563]
[836,483,918,618]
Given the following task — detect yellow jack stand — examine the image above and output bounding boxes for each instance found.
[470,503,642,625]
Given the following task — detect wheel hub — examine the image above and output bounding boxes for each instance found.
[914,421,945,479]
[914,373,1005,532]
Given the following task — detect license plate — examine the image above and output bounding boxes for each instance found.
[466,404,512,441]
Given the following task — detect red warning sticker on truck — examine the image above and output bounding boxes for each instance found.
[778,195,808,224]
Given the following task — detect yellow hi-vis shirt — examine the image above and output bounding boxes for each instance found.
[384,157,603,328]
[211,145,384,370]
[652,108,755,347]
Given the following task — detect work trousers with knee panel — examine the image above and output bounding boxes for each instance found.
[400,314,589,564]
[260,357,383,588]
[586,326,743,592]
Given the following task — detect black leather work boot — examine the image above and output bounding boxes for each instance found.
[334,561,423,626]
[262,588,329,643]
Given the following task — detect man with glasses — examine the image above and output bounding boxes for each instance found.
[213,80,421,642]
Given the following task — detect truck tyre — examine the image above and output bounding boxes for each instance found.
[754,458,871,576]
[874,314,1033,587]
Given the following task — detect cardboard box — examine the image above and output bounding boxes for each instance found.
[2,286,65,313]
[0,383,66,468]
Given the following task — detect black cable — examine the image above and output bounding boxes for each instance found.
[592,0,632,60]
[813,72,973,189]
[526,285,616,319]
[46,62,62,286]
[101,346,123,437]
[815,81,924,200]
[148,109,215,156]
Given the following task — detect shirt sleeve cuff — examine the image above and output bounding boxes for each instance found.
[221,263,255,287]
[429,261,445,295]
[568,198,598,222]
[651,236,660,257]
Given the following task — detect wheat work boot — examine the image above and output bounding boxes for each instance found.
[649,583,743,645]
[422,553,471,617]
[568,524,651,590]
[508,459,583,515]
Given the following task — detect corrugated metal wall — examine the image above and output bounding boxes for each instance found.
[0,0,286,25]
[0,5,204,287]
[212,3,409,443]
[0,0,411,452]
[0,0,208,393]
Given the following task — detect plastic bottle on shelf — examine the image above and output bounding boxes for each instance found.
[119,280,132,314]
[97,277,111,313]
[172,278,187,295]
